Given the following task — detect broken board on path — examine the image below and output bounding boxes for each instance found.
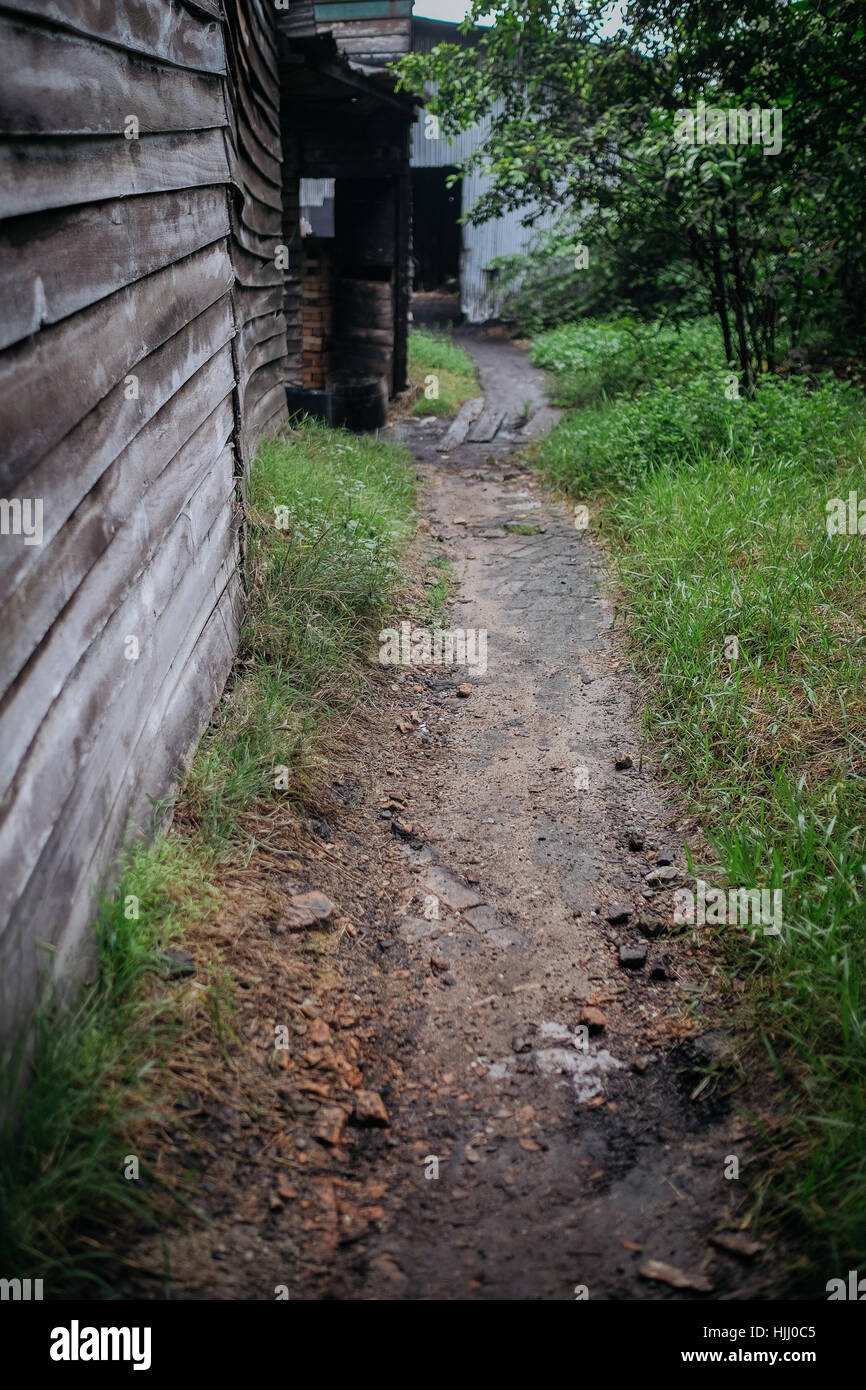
[439,396,483,450]
[520,404,563,440]
[466,403,505,443]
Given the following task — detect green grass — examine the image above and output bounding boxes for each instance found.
[532,316,726,409]
[184,419,415,846]
[407,327,479,417]
[0,419,416,1287]
[534,316,866,1265]
[421,552,456,625]
[537,368,866,499]
[0,836,213,1291]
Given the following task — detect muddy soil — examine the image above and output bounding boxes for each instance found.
[116,330,793,1302]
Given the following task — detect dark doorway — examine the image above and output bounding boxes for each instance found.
[411,167,461,292]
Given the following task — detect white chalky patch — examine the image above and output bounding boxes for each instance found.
[535,1047,583,1075]
[570,1049,625,1102]
[479,1031,625,1102]
[540,1021,573,1042]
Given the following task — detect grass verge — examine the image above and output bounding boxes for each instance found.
[407,327,479,417]
[534,317,866,1267]
[0,419,416,1289]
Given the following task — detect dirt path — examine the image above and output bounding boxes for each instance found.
[118,331,789,1302]
[314,331,784,1300]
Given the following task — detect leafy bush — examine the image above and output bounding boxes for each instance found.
[488,218,708,335]
[532,317,726,406]
[537,365,866,496]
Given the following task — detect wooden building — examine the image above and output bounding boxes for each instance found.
[0,0,416,1054]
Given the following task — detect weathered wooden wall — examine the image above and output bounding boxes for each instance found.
[278,44,413,396]
[276,0,412,71]
[0,0,288,1049]
[223,0,289,462]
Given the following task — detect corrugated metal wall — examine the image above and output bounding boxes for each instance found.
[409,19,554,322]
[411,102,555,322]
[0,0,288,1048]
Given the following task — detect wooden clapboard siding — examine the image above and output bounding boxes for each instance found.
[0,14,228,135]
[0,411,235,919]
[224,0,289,467]
[248,379,291,438]
[0,444,239,1042]
[62,564,244,961]
[0,299,235,617]
[45,564,243,999]
[2,508,242,1032]
[0,0,226,74]
[0,0,290,1049]
[277,0,316,39]
[0,241,235,489]
[0,359,237,786]
[305,3,412,70]
[328,18,410,66]
[0,130,230,220]
[0,335,237,728]
[0,187,231,353]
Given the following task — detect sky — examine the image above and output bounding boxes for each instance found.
[412,0,490,23]
[411,1,624,33]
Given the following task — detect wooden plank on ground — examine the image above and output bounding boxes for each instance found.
[439,396,483,449]
[467,403,505,442]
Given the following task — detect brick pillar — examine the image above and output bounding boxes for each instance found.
[301,241,334,389]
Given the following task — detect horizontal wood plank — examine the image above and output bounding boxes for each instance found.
[0,0,227,75]
[0,388,235,799]
[0,298,236,613]
[0,186,230,352]
[0,128,229,219]
[59,567,243,956]
[2,521,241,1000]
[0,240,234,488]
[0,341,237,708]
[0,15,227,136]
[0,442,238,919]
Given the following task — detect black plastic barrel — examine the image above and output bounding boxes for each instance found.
[327,374,388,432]
[285,385,330,424]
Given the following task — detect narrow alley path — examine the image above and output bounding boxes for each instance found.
[116,331,786,1302]
[317,331,783,1299]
